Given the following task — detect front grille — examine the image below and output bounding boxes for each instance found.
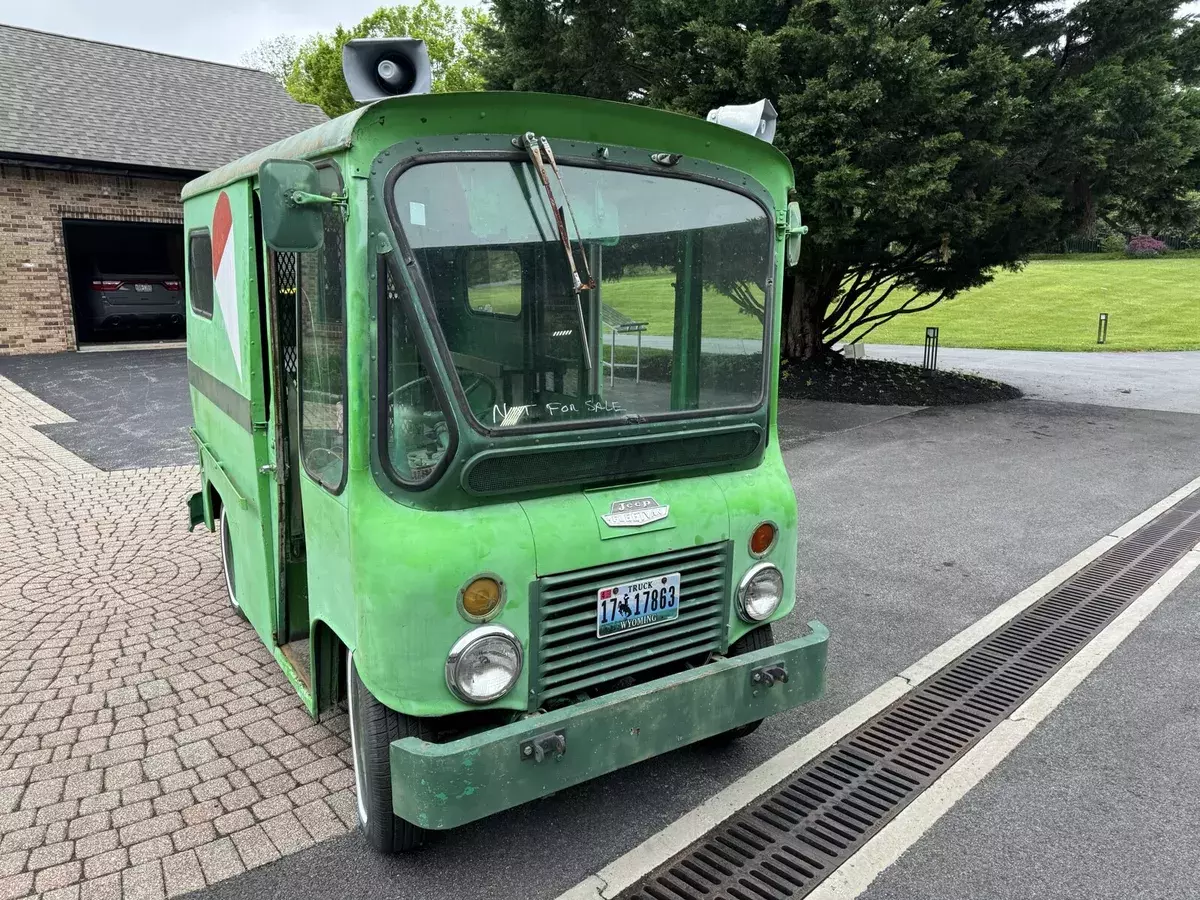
[533,543,732,703]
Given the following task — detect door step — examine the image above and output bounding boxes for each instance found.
[280,639,312,689]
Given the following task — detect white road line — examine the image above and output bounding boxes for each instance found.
[810,546,1200,899]
[556,474,1200,900]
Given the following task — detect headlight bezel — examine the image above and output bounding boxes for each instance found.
[444,624,524,704]
[736,561,784,622]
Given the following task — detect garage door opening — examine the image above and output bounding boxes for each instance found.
[63,220,186,347]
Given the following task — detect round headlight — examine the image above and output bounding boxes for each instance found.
[736,562,784,622]
[445,626,523,704]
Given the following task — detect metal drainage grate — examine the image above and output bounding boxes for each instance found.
[619,490,1200,900]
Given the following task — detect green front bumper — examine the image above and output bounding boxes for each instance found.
[389,621,829,830]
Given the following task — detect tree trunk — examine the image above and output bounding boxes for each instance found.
[781,271,828,361]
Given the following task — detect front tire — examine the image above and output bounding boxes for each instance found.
[219,514,246,620]
[347,651,432,854]
[705,624,775,745]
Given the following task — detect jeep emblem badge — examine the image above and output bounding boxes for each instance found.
[602,497,670,528]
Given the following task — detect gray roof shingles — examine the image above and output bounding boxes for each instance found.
[0,24,327,173]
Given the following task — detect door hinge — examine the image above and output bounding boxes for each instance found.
[259,461,288,485]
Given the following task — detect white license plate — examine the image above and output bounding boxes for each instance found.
[134,283,153,292]
[596,573,680,639]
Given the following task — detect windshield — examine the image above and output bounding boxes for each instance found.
[387,157,771,439]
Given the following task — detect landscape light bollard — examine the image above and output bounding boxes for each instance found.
[1098,313,1109,345]
[923,327,939,371]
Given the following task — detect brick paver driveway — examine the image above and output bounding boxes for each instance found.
[0,376,357,899]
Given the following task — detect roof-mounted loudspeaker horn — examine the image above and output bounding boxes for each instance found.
[342,38,432,104]
[706,99,778,144]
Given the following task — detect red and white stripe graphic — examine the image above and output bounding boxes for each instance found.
[212,192,241,379]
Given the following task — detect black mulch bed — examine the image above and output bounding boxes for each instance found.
[780,355,1022,406]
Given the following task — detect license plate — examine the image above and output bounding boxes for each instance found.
[134,283,153,292]
[597,573,680,638]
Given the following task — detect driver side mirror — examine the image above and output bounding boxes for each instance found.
[785,201,807,268]
[259,159,327,252]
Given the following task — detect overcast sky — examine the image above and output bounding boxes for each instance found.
[0,0,478,67]
[0,0,1198,69]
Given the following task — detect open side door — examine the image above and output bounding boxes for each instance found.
[255,212,311,664]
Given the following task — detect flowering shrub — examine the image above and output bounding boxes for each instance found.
[1126,235,1168,258]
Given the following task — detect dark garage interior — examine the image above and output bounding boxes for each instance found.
[62,219,186,346]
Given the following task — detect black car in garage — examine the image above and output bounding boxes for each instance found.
[86,263,184,332]
[65,221,187,341]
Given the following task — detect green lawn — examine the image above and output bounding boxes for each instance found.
[469,255,1197,353]
[468,272,764,340]
[851,255,1200,352]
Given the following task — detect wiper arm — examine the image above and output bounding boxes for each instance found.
[539,137,595,290]
[523,131,594,371]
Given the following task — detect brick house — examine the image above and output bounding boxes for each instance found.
[0,24,326,354]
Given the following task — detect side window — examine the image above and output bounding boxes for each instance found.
[383,266,453,486]
[298,164,346,492]
[466,249,522,317]
[188,230,214,319]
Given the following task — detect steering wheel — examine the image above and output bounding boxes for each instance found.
[388,368,499,416]
[303,446,343,478]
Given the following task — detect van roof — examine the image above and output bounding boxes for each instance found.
[180,92,793,203]
[181,106,368,201]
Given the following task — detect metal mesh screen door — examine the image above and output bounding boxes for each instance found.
[274,251,299,377]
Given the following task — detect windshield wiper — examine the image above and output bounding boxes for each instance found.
[522,131,595,371]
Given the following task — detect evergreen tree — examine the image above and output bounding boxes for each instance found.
[482,0,639,99]
[1047,0,1200,237]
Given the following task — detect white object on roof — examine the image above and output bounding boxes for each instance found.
[706,100,778,144]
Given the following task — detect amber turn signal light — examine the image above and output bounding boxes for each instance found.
[459,575,505,621]
[749,522,777,557]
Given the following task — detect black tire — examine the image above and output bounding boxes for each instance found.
[347,651,433,854]
[705,624,775,746]
[219,514,246,620]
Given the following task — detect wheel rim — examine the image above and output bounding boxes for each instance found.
[347,651,369,827]
[219,516,240,611]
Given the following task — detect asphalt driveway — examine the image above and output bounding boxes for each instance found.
[869,344,1200,414]
[0,349,191,470]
